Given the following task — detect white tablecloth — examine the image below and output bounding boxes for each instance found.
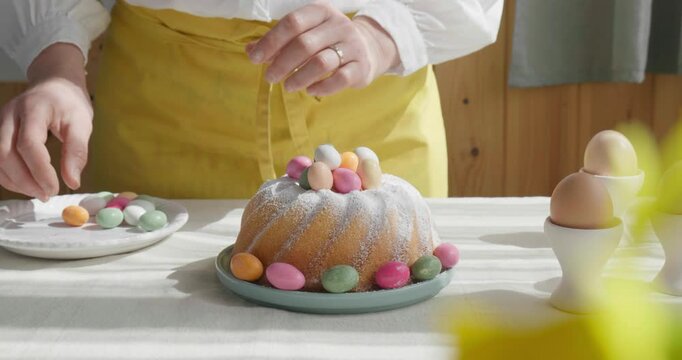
[0,198,674,359]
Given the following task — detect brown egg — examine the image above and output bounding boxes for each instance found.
[583,130,638,176]
[657,162,682,214]
[550,172,615,229]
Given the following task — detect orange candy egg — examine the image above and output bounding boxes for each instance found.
[117,191,138,200]
[230,252,264,281]
[62,205,90,227]
[339,152,359,172]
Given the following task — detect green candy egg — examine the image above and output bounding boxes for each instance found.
[321,265,359,293]
[299,167,311,190]
[411,255,442,281]
[96,208,124,229]
[138,210,168,232]
[96,191,115,202]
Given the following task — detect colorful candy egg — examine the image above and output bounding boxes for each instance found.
[117,191,138,200]
[62,205,89,227]
[332,168,362,194]
[128,199,155,212]
[322,265,359,293]
[286,156,313,180]
[354,146,379,163]
[299,167,312,190]
[138,210,168,232]
[96,208,124,229]
[79,195,107,214]
[307,162,333,191]
[411,255,442,281]
[339,152,359,172]
[434,243,460,268]
[357,159,382,190]
[375,261,410,289]
[123,205,147,226]
[96,191,115,202]
[230,252,264,281]
[314,144,341,170]
[106,197,130,210]
[266,262,305,290]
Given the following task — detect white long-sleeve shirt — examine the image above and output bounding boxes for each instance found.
[0,0,503,76]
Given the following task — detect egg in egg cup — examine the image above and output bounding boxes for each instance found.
[546,172,622,313]
[581,130,645,218]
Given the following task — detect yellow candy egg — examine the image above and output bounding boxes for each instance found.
[307,162,333,191]
[62,205,90,227]
[340,151,359,172]
[117,191,138,200]
[230,252,264,281]
[357,159,382,190]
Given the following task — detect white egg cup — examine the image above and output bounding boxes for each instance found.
[651,212,682,296]
[579,169,644,217]
[544,217,623,314]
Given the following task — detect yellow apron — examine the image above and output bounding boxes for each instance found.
[85,1,448,198]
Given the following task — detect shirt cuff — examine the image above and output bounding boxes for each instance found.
[355,0,428,76]
[10,14,93,75]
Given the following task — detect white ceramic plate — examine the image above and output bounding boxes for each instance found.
[0,194,188,259]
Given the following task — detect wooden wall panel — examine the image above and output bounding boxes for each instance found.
[434,3,508,197]
[652,75,682,138]
[505,86,580,195]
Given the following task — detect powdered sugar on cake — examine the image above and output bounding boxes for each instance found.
[247,174,437,258]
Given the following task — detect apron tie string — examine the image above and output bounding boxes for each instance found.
[256,64,277,181]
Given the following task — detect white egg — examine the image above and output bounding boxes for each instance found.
[314,144,341,170]
[128,199,155,212]
[78,195,107,215]
[354,146,379,163]
[123,205,147,226]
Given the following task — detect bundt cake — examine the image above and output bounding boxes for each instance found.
[230,145,456,293]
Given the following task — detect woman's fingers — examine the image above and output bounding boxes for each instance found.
[0,169,22,195]
[307,61,365,97]
[284,48,341,92]
[266,19,353,84]
[59,113,92,190]
[0,104,44,199]
[1,152,46,200]
[248,2,331,64]
[16,103,59,197]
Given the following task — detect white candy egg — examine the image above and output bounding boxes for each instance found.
[123,205,147,226]
[78,195,107,215]
[354,146,379,163]
[314,144,341,170]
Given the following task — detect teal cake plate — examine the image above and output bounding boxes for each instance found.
[215,245,454,314]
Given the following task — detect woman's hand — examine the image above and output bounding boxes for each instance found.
[0,43,93,201]
[246,0,399,97]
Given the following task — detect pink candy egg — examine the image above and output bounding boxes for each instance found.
[106,197,130,210]
[286,156,313,180]
[307,162,333,191]
[266,262,305,291]
[434,243,460,268]
[332,168,362,194]
[375,261,410,289]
